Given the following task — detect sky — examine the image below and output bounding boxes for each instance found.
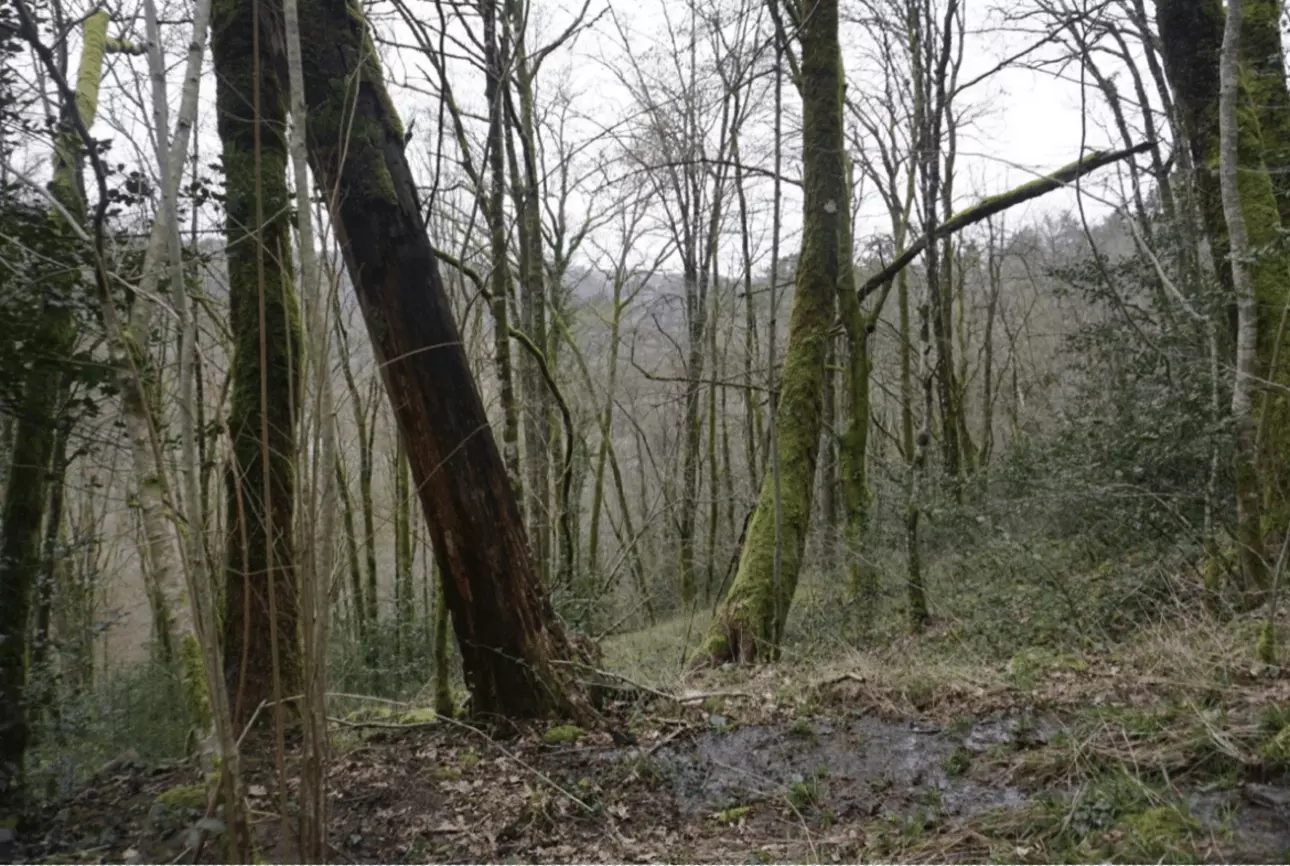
[14,0,1145,280]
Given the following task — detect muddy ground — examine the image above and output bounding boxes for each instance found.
[13,673,1290,864]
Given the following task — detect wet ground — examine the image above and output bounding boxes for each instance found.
[14,699,1290,863]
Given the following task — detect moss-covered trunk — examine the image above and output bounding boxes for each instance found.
[837,267,878,622]
[294,0,582,717]
[1159,0,1290,577]
[1241,0,1290,528]
[692,0,842,664]
[212,0,303,727]
[1242,0,1290,225]
[0,10,109,822]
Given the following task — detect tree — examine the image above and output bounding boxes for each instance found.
[1217,0,1273,598]
[294,0,583,717]
[1,6,112,822]
[694,0,844,663]
[211,0,304,726]
[1158,0,1290,595]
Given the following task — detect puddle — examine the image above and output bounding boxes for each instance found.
[649,715,1029,820]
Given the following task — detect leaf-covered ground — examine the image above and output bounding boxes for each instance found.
[15,618,1290,864]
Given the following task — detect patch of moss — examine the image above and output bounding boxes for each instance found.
[430,766,461,782]
[153,783,207,811]
[543,724,584,745]
[397,708,437,724]
[458,749,480,769]
[1119,805,1203,862]
[712,804,751,824]
[180,633,211,731]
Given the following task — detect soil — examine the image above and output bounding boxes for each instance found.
[12,695,1290,864]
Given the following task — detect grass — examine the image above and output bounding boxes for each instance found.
[599,537,1290,863]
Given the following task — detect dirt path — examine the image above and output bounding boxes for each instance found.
[16,700,1290,863]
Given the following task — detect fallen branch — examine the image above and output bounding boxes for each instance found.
[857,141,1155,302]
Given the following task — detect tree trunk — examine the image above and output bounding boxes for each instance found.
[482,0,523,500]
[213,0,303,727]
[1161,0,1290,575]
[433,572,454,717]
[394,439,413,656]
[1242,0,1290,225]
[334,452,363,638]
[1218,0,1275,598]
[679,263,707,605]
[692,0,842,664]
[1,9,109,821]
[294,0,582,717]
[1156,0,1233,298]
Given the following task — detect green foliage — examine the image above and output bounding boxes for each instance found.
[330,615,451,701]
[25,659,191,803]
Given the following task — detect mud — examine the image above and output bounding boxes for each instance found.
[15,708,1290,863]
[646,714,1032,820]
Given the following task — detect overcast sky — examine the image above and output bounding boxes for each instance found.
[48,0,1143,280]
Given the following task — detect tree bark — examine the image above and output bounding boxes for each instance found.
[692,0,842,664]
[1,9,109,821]
[212,0,303,727]
[294,0,581,717]
[1218,0,1274,598]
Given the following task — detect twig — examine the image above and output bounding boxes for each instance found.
[548,658,681,704]
[325,714,595,814]
[677,689,756,703]
[236,694,303,748]
[644,724,692,757]
[326,692,413,708]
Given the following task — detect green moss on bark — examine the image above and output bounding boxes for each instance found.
[1158,0,1290,569]
[1,11,109,820]
[693,0,843,665]
[212,0,304,726]
[1241,0,1290,224]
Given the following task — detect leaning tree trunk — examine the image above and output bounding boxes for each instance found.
[294,0,582,717]
[692,0,842,665]
[211,0,304,727]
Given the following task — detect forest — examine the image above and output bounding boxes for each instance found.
[2,0,1290,860]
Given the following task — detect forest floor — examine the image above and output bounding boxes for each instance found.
[16,607,1290,864]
